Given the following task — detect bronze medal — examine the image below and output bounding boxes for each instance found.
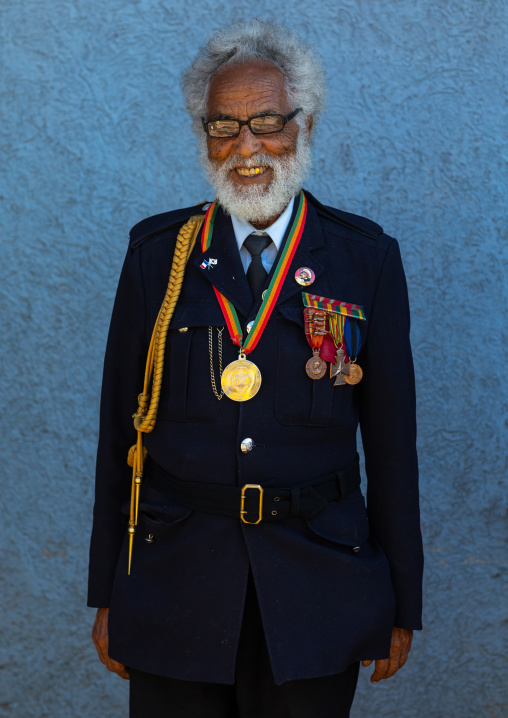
[221,355,262,401]
[344,363,363,385]
[306,348,327,380]
[304,309,328,380]
[330,347,350,386]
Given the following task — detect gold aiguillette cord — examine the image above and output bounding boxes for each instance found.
[126,213,204,574]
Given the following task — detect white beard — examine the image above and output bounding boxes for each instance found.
[200,136,311,224]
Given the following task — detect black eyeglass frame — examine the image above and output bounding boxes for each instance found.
[202,108,302,138]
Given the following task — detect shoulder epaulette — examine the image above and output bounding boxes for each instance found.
[129,202,209,249]
[304,190,383,240]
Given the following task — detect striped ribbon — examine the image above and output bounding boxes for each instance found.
[344,317,362,359]
[301,293,366,320]
[328,312,346,348]
[201,191,308,354]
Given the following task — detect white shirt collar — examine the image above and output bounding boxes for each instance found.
[230,196,295,251]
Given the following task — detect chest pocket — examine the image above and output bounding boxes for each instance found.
[275,303,357,427]
[150,300,235,422]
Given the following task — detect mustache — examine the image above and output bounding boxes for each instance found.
[211,154,283,172]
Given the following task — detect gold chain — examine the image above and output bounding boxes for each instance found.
[208,326,225,399]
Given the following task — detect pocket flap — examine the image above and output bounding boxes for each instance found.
[149,299,227,331]
[136,499,192,541]
[121,493,192,531]
[305,489,369,546]
[277,301,305,327]
[170,301,226,329]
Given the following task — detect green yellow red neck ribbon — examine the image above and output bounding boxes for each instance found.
[201,191,308,355]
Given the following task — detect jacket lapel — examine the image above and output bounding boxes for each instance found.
[273,192,326,309]
[193,206,253,318]
[193,192,326,321]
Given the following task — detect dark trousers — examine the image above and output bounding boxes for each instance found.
[130,574,359,718]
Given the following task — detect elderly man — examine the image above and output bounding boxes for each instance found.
[89,19,423,718]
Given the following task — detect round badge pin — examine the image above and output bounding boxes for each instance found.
[295,267,315,287]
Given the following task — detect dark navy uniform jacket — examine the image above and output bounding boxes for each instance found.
[88,191,423,685]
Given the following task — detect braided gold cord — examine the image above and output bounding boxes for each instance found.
[127,213,205,574]
[133,215,203,432]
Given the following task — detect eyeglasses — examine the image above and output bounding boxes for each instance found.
[202,108,302,138]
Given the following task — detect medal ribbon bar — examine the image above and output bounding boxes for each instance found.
[301,293,366,320]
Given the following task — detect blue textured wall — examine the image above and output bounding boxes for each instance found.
[1,1,507,715]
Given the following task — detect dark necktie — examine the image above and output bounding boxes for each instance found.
[243,233,271,300]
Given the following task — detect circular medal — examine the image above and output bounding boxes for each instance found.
[295,267,315,287]
[344,363,363,385]
[221,356,262,401]
[305,350,327,380]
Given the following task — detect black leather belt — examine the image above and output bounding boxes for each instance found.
[147,454,361,524]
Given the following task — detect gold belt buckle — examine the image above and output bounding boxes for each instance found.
[240,484,264,524]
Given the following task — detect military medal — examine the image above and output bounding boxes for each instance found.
[302,293,366,386]
[330,346,350,385]
[304,308,328,379]
[344,363,363,384]
[343,317,363,385]
[221,354,262,401]
[328,312,351,386]
[201,192,308,401]
[305,349,327,379]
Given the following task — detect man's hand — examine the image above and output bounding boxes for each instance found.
[92,608,129,680]
[362,627,413,684]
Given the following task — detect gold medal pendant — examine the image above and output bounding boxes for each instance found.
[221,354,262,402]
[201,194,309,403]
[344,363,363,385]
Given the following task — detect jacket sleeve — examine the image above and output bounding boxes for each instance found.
[87,244,148,607]
[358,237,424,630]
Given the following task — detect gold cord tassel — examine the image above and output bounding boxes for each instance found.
[127,214,204,574]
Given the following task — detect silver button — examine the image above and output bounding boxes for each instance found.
[352,546,361,553]
[178,327,188,333]
[240,438,254,453]
[246,321,254,333]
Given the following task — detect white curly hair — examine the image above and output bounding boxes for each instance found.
[181,18,326,136]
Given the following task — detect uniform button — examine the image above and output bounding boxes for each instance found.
[240,438,254,453]
[246,321,254,333]
[352,546,361,553]
[178,327,188,333]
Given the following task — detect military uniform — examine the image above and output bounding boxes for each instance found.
[88,191,423,687]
